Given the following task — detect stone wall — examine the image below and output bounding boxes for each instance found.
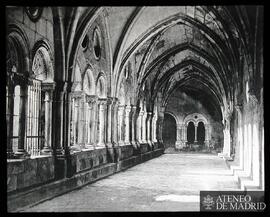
[165,90,224,149]
[7,156,54,192]
[70,148,108,174]
[6,7,54,58]
[7,146,164,212]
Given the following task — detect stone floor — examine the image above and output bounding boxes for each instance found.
[22,153,239,212]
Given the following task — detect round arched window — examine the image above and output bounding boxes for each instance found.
[93,28,101,60]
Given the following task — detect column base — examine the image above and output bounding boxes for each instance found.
[125,141,131,146]
[118,141,126,146]
[96,142,106,148]
[84,144,95,149]
[40,147,53,155]
[135,141,141,149]
[147,140,154,150]
[218,152,230,158]
[14,150,30,159]
[106,142,114,148]
[221,147,231,158]
[130,140,137,148]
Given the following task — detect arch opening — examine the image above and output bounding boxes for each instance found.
[197,121,205,145]
[187,121,195,144]
[162,113,176,149]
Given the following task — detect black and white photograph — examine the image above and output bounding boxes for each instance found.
[6,5,265,212]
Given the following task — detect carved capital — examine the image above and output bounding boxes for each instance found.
[112,98,119,106]
[125,105,132,111]
[42,82,56,91]
[131,105,137,111]
[86,95,97,103]
[106,97,113,105]
[71,91,83,99]
[139,110,145,116]
[118,105,125,112]
[98,98,107,105]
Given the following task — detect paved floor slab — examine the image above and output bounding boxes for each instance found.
[22,153,239,212]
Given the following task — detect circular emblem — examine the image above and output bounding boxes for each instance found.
[25,7,43,22]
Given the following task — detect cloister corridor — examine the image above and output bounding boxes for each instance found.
[22,153,239,212]
[6,6,263,213]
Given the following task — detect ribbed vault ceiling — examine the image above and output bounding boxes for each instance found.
[112,6,253,117]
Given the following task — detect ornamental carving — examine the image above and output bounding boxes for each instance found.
[32,50,47,81]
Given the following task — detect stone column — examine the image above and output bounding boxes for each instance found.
[184,124,188,142]
[146,112,153,148]
[204,124,210,147]
[136,108,142,147]
[175,124,184,149]
[204,124,207,146]
[130,105,137,148]
[86,101,92,145]
[74,97,79,145]
[84,95,95,148]
[118,105,125,146]
[14,83,29,158]
[222,111,232,157]
[156,118,160,142]
[112,99,119,146]
[141,111,147,143]
[157,107,165,145]
[235,105,243,168]
[52,85,65,156]
[194,123,198,143]
[65,83,73,150]
[106,97,113,148]
[78,95,85,148]
[152,112,158,143]
[97,99,107,147]
[71,92,82,150]
[182,124,187,147]
[41,83,55,155]
[6,83,15,158]
[90,97,98,146]
[124,105,131,145]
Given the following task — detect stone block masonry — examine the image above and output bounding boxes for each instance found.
[7,156,54,193]
[7,147,164,212]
